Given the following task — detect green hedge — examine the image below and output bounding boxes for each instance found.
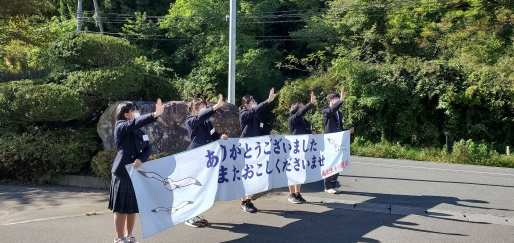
[91,150,170,179]
[64,65,145,103]
[91,149,116,180]
[48,32,138,69]
[351,137,514,168]
[12,83,86,122]
[0,80,87,124]
[0,127,99,183]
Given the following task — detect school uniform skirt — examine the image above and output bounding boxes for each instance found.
[108,174,139,214]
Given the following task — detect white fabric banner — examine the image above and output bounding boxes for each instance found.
[126,131,351,238]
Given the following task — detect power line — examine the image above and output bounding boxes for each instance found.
[68,1,509,22]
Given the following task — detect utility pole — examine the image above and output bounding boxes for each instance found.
[77,0,83,32]
[227,0,236,104]
[92,0,104,34]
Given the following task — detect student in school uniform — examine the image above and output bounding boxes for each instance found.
[322,87,354,194]
[239,88,277,213]
[287,91,317,204]
[109,99,164,243]
[184,95,229,227]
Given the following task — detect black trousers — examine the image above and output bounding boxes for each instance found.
[324,173,339,189]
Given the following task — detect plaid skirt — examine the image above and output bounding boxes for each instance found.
[108,174,139,214]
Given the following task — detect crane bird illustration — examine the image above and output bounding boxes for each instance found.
[138,170,202,191]
[327,138,345,152]
[151,201,194,214]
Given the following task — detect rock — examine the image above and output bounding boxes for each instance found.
[97,101,241,155]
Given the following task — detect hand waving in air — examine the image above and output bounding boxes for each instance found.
[266,88,277,103]
[152,99,164,118]
[213,94,225,111]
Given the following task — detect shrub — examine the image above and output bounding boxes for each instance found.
[48,32,138,69]
[91,150,171,180]
[148,152,171,161]
[140,74,179,101]
[0,80,86,124]
[11,83,86,122]
[91,149,116,180]
[0,127,99,183]
[350,137,514,168]
[449,139,500,166]
[64,65,145,103]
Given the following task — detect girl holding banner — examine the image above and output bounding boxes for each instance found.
[185,95,229,227]
[109,99,164,243]
[322,87,354,194]
[287,91,317,203]
[238,88,277,212]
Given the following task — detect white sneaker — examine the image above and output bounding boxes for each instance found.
[125,235,138,243]
[325,189,338,194]
[114,237,128,243]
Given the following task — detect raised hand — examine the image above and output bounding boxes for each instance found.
[266,88,277,103]
[310,91,317,103]
[214,94,224,110]
[153,98,164,118]
[340,87,346,101]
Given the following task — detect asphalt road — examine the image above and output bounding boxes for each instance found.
[1,156,513,243]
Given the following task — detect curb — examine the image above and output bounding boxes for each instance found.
[56,175,110,189]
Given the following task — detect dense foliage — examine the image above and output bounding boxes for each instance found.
[1,0,513,181]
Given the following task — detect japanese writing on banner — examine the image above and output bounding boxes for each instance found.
[126,131,351,239]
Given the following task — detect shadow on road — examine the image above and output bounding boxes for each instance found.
[206,179,506,242]
[0,185,107,207]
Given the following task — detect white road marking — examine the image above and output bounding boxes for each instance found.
[353,161,514,177]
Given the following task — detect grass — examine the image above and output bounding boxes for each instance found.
[350,137,514,168]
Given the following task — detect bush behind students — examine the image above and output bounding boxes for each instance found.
[184,95,229,227]
[322,87,354,194]
[109,99,164,243]
[239,88,277,213]
[287,91,317,204]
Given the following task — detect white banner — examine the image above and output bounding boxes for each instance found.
[126,131,351,238]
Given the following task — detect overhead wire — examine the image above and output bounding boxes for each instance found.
[37,1,511,42]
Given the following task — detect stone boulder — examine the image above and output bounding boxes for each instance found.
[97,101,241,155]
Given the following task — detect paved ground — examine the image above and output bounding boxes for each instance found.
[1,156,514,243]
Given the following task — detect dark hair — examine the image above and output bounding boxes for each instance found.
[115,102,137,121]
[326,92,340,100]
[289,102,303,115]
[189,98,207,114]
[239,95,255,110]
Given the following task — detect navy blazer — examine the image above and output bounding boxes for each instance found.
[322,100,344,134]
[240,101,270,138]
[111,114,157,178]
[186,107,221,150]
[288,102,313,135]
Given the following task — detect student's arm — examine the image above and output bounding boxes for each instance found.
[212,131,221,141]
[290,102,313,125]
[239,101,268,124]
[321,100,343,117]
[186,108,216,128]
[116,114,157,137]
